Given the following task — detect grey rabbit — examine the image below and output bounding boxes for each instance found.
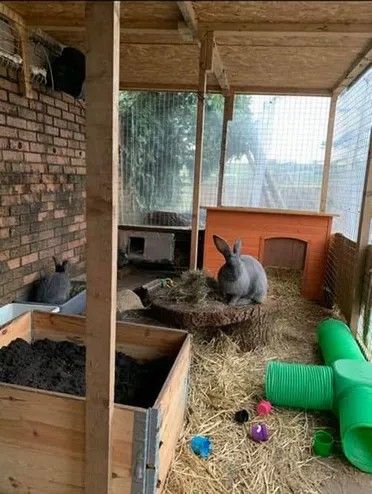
[35,257,71,305]
[213,235,268,306]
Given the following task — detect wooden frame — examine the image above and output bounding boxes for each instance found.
[0,311,191,494]
[189,32,213,269]
[85,3,120,492]
[217,93,234,206]
[350,130,372,332]
[320,93,338,211]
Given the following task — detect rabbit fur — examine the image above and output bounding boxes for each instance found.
[35,257,71,305]
[213,235,267,305]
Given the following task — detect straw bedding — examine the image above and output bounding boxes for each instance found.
[163,269,357,494]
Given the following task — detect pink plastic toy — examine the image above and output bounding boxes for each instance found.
[257,400,272,416]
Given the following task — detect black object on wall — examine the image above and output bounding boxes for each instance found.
[48,47,85,98]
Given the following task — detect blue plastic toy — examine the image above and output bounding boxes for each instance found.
[190,435,212,459]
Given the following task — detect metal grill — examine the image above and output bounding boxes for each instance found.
[0,15,22,68]
[326,67,372,241]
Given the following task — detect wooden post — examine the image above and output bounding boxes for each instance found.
[320,93,338,212]
[189,32,213,269]
[18,24,32,98]
[350,130,372,332]
[85,2,120,493]
[217,93,234,206]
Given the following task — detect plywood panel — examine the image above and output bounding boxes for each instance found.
[31,312,186,360]
[0,312,31,346]
[263,238,307,269]
[193,1,372,24]
[155,335,191,489]
[0,384,136,494]
[203,207,333,301]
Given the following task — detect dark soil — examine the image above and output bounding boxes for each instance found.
[0,338,172,408]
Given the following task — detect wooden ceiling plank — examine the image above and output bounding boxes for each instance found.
[177,1,198,39]
[198,22,372,37]
[333,41,372,94]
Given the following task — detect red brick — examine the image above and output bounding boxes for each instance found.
[18,108,37,121]
[7,116,27,129]
[0,216,18,227]
[60,129,73,139]
[0,125,17,138]
[7,258,21,269]
[54,209,66,218]
[0,78,18,92]
[39,94,54,105]
[18,129,37,141]
[0,137,8,149]
[10,139,29,151]
[23,272,40,285]
[0,89,7,101]
[62,93,75,104]
[0,227,9,238]
[47,105,62,118]
[53,137,68,147]
[30,100,44,112]
[24,152,42,163]
[30,142,45,153]
[54,99,69,111]
[45,125,59,136]
[2,150,23,161]
[39,248,55,259]
[8,92,29,108]
[54,117,67,129]
[1,195,20,206]
[27,121,43,132]
[22,252,38,265]
[0,250,10,261]
[37,133,54,144]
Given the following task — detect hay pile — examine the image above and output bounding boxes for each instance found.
[166,270,222,306]
[163,269,357,494]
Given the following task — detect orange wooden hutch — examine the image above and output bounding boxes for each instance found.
[203,207,336,302]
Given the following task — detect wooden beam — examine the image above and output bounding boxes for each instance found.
[199,22,372,37]
[18,24,32,98]
[120,81,331,96]
[177,2,229,93]
[333,42,372,95]
[177,1,198,39]
[190,33,213,269]
[320,93,338,212]
[217,93,234,206]
[350,131,372,333]
[213,42,229,93]
[85,2,120,493]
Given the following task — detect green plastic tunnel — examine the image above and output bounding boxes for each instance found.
[264,319,372,473]
[265,362,334,410]
[317,318,365,365]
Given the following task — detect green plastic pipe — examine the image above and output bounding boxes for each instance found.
[317,318,365,365]
[264,319,372,473]
[265,361,334,410]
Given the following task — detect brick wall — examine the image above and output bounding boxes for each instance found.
[0,67,86,304]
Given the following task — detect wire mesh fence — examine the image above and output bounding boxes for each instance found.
[326,67,372,241]
[215,95,330,210]
[119,91,330,226]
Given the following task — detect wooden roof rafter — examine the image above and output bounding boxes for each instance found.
[177,1,230,94]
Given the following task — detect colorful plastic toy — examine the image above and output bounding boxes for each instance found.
[190,435,212,459]
[313,430,334,457]
[257,400,272,416]
[251,424,269,442]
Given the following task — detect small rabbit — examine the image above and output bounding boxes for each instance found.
[35,257,71,305]
[213,235,267,306]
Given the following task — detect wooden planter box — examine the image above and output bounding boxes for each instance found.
[0,311,191,494]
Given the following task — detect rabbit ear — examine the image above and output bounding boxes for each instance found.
[213,235,231,259]
[233,239,242,255]
[52,256,58,268]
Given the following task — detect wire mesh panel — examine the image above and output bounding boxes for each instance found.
[0,15,21,68]
[219,95,330,210]
[326,68,372,241]
[119,91,224,227]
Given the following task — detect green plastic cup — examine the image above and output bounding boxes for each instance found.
[265,361,334,410]
[313,430,334,457]
[317,319,365,365]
